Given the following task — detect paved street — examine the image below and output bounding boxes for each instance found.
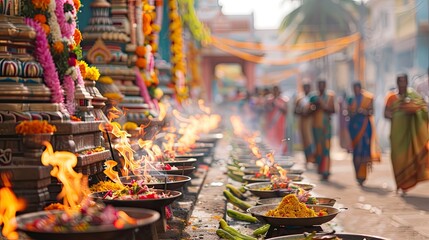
[182,136,429,240]
[301,138,429,240]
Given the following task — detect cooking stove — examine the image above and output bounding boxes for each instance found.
[265,225,324,238]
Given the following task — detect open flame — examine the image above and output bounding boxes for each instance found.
[0,173,26,239]
[107,106,123,122]
[158,102,167,121]
[163,132,177,160]
[41,142,84,210]
[198,99,211,114]
[230,115,246,137]
[103,160,123,185]
[250,145,262,159]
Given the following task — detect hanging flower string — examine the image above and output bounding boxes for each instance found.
[55,0,76,39]
[75,64,84,86]
[25,18,64,104]
[63,75,76,114]
[135,67,154,109]
[47,0,62,42]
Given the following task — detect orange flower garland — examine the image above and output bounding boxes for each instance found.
[73,0,81,11]
[31,0,50,10]
[73,28,82,46]
[34,14,47,24]
[15,120,57,134]
[136,46,146,57]
[53,41,64,53]
[136,58,147,69]
[41,24,50,35]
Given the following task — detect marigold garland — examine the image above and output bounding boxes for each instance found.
[41,24,50,35]
[34,14,47,24]
[32,0,50,10]
[136,58,146,68]
[16,120,57,134]
[53,41,64,53]
[73,0,81,11]
[135,46,146,57]
[73,28,82,45]
[85,66,100,81]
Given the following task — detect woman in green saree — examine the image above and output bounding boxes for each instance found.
[384,74,429,194]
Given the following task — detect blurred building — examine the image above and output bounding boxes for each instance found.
[197,0,263,102]
[366,0,429,149]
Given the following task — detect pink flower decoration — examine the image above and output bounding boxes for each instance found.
[75,65,84,86]
[63,75,75,114]
[55,0,76,38]
[25,18,64,104]
[135,67,154,109]
[68,57,77,66]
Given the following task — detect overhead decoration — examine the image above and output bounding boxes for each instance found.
[177,0,211,46]
[212,33,359,51]
[168,0,186,87]
[22,0,99,114]
[210,33,361,66]
[135,0,163,110]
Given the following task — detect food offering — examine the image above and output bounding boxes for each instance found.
[101,182,169,200]
[16,201,160,240]
[22,202,138,232]
[265,194,328,218]
[256,190,334,206]
[150,162,196,176]
[247,196,342,227]
[120,174,191,190]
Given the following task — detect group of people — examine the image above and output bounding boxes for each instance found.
[294,80,336,181]
[295,74,429,193]
[233,86,289,155]
[230,73,429,193]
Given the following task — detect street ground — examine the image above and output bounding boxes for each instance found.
[182,136,429,240]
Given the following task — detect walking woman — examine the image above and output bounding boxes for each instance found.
[347,82,380,186]
[310,80,336,180]
[384,74,429,194]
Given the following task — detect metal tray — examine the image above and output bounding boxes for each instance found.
[16,207,160,240]
[90,189,182,210]
[242,174,303,184]
[163,158,197,166]
[257,197,336,206]
[149,166,195,176]
[245,182,298,199]
[266,232,389,240]
[120,174,191,190]
[247,204,342,227]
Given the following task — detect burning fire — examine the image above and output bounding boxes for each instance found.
[158,102,167,121]
[230,115,246,137]
[0,173,26,239]
[41,142,84,209]
[198,99,211,114]
[103,160,123,185]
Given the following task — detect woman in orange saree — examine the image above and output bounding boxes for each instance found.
[347,82,380,186]
[310,80,336,180]
[384,74,429,194]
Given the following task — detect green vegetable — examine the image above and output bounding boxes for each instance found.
[252,224,270,236]
[226,184,246,200]
[219,219,257,240]
[227,165,241,172]
[216,229,240,240]
[238,186,247,193]
[227,172,244,182]
[223,190,252,211]
[227,209,258,223]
